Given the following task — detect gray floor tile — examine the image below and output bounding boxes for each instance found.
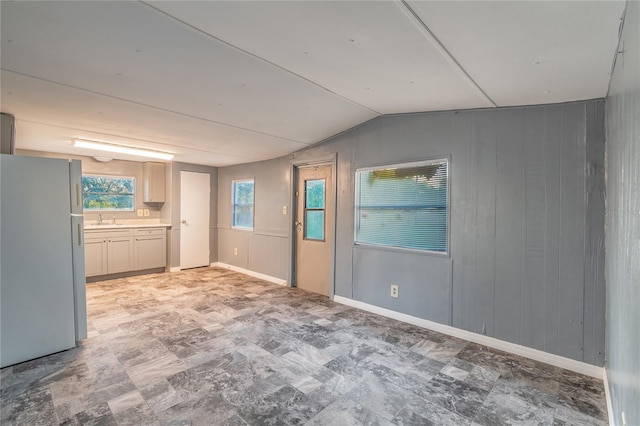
[0,267,609,426]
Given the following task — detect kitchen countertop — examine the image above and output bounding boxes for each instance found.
[84,223,172,230]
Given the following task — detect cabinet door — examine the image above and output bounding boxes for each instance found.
[85,238,107,277]
[143,162,166,203]
[134,236,166,270]
[108,237,134,274]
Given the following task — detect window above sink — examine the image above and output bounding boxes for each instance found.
[82,175,135,212]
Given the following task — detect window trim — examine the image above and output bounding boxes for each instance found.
[353,157,450,257]
[82,174,136,212]
[231,178,255,231]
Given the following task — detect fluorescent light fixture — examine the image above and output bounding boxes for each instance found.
[73,139,174,161]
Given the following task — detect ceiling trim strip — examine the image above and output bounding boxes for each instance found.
[396,0,498,108]
[605,1,628,99]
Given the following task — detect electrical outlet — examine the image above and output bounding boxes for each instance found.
[282,206,287,215]
[137,209,143,217]
[390,284,399,298]
[144,209,150,217]
[234,248,238,256]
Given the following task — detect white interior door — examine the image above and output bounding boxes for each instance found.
[180,171,210,269]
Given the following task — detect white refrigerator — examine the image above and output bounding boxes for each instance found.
[0,154,87,368]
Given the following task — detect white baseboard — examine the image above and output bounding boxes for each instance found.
[169,267,181,273]
[211,262,288,287]
[603,368,615,425]
[333,296,604,379]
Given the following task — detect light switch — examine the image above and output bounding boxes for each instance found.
[282,206,287,215]
[144,209,150,217]
[137,209,143,217]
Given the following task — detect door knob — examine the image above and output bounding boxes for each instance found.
[295,220,302,232]
[181,219,187,225]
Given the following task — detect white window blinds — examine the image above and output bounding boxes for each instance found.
[354,159,449,253]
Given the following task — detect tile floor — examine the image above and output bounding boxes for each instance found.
[1,267,608,425]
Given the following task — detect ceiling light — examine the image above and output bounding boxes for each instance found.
[93,156,113,162]
[73,139,174,161]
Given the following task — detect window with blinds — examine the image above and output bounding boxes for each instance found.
[354,159,449,254]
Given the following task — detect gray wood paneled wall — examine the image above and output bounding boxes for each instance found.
[604,1,640,424]
[217,157,290,279]
[217,100,606,366]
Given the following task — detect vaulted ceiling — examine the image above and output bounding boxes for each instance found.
[0,1,625,166]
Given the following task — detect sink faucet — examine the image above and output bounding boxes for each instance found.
[98,213,103,225]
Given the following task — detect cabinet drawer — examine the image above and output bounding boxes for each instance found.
[85,229,133,239]
[133,228,166,236]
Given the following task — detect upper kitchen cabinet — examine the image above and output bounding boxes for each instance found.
[143,162,166,203]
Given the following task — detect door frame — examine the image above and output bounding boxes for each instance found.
[289,153,337,298]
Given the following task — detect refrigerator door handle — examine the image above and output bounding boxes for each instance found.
[70,214,84,247]
[75,183,81,208]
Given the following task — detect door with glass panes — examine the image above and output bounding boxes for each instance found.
[295,164,333,296]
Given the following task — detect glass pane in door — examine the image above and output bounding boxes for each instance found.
[304,179,325,240]
[305,180,325,209]
[305,210,325,240]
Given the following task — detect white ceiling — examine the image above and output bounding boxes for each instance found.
[0,1,625,167]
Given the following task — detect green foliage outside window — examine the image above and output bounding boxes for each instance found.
[82,175,135,211]
[233,180,254,229]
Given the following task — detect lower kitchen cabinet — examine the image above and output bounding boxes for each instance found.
[107,233,134,274]
[85,227,166,277]
[84,237,108,277]
[134,228,166,270]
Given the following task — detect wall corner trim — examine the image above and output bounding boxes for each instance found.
[169,267,181,273]
[603,368,616,426]
[211,262,288,287]
[333,296,604,379]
